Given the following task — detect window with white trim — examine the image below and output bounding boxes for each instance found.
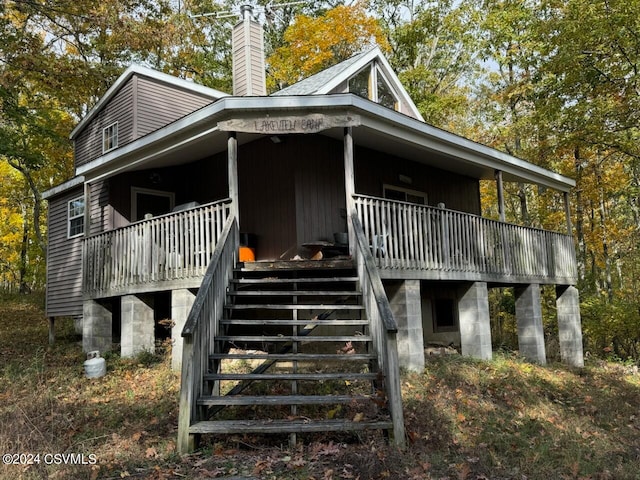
[68,196,85,238]
[102,122,118,153]
[383,184,428,205]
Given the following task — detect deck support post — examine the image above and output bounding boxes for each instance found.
[82,299,112,353]
[556,285,584,367]
[515,284,547,364]
[344,126,355,256]
[121,294,155,357]
[495,170,505,223]
[228,132,239,221]
[385,280,425,372]
[48,317,55,346]
[171,289,197,371]
[458,282,492,360]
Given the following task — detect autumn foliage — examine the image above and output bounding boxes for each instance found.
[267,2,390,91]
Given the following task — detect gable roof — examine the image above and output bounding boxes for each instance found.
[272,47,424,121]
[70,65,229,140]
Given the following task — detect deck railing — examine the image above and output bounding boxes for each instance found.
[83,198,231,297]
[354,194,578,284]
[351,214,405,447]
[177,214,238,453]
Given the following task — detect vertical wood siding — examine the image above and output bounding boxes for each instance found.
[89,180,111,235]
[237,135,346,260]
[354,147,481,215]
[45,187,84,317]
[238,137,297,259]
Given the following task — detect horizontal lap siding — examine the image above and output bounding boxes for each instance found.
[46,187,84,317]
[74,80,135,168]
[136,77,215,137]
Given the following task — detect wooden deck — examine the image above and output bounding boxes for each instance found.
[83,199,231,298]
[82,195,578,300]
[354,195,578,285]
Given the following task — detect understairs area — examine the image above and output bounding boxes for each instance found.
[187,260,394,442]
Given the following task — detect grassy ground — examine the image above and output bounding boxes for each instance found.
[1,292,639,479]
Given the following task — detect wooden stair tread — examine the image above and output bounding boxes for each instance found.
[220,319,368,326]
[229,290,361,296]
[232,277,358,284]
[189,419,393,434]
[210,353,375,361]
[204,372,377,381]
[228,304,364,310]
[197,394,374,406]
[217,335,371,342]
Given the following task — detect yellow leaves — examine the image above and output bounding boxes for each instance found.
[268,2,389,89]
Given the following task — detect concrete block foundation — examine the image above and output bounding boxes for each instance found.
[515,284,546,365]
[171,289,197,371]
[556,285,584,367]
[121,294,155,357]
[386,280,425,372]
[457,282,492,360]
[82,299,113,354]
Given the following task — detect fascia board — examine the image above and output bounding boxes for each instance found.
[70,65,229,140]
[42,175,85,200]
[313,48,380,94]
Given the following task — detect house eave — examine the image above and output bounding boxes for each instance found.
[76,94,575,192]
[70,65,229,140]
[42,175,85,200]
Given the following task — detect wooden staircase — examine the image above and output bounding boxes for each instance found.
[187,261,394,440]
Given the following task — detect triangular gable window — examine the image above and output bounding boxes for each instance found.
[348,62,399,111]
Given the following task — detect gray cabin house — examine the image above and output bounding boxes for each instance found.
[44,9,583,451]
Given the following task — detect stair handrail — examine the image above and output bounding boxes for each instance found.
[350,213,406,447]
[177,214,238,453]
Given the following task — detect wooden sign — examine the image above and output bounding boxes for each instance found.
[218,114,360,134]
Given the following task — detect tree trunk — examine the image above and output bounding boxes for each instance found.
[19,205,30,295]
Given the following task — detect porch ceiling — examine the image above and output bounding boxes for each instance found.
[76,95,575,192]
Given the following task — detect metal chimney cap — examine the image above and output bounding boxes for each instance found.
[240,4,254,20]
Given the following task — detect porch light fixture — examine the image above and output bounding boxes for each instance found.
[399,174,412,184]
[270,135,282,144]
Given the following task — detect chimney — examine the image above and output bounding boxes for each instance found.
[232,5,267,96]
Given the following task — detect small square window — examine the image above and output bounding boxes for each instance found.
[68,196,85,238]
[433,298,457,333]
[102,122,118,153]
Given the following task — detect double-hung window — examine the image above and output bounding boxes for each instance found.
[68,196,85,238]
[102,122,118,153]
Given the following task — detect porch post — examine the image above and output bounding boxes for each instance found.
[228,132,239,221]
[344,126,355,256]
[84,182,92,237]
[495,170,505,222]
[563,191,573,234]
